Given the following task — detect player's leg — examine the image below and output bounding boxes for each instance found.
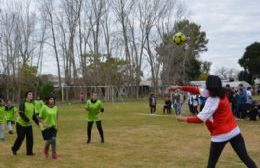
[96,120,104,143]
[0,124,4,140]
[87,121,94,143]
[207,141,227,168]
[7,121,13,134]
[12,123,26,155]
[25,126,34,155]
[230,134,257,168]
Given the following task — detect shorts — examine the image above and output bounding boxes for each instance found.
[42,127,57,140]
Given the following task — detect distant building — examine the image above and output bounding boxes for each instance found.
[190,80,251,88]
[39,74,64,88]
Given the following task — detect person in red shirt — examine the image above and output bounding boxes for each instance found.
[80,92,86,104]
[167,75,256,168]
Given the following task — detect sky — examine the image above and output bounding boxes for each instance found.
[39,0,260,76]
[181,0,260,73]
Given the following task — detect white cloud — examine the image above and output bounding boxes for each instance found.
[182,0,260,73]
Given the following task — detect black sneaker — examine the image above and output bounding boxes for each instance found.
[8,130,13,134]
[27,153,35,156]
[101,139,105,144]
[11,147,17,156]
[87,139,91,144]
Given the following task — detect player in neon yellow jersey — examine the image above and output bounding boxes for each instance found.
[12,91,38,156]
[34,96,44,115]
[38,94,59,160]
[86,92,104,144]
[0,98,5,141]
[5,99,17,134]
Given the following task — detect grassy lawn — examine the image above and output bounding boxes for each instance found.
[0,100,259,168]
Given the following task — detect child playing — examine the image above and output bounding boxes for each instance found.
[5,100,17,134]
[35,96,44,116]
[38,94,59,160]
[0,98,5,141]
[163,96,172,114]
[149,93,157,114]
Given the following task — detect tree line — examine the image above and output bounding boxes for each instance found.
[0,0,209,100]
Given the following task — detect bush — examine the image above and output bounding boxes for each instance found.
[40,82,54,101]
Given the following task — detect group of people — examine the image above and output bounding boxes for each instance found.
[9,91,59,159]
[1,90,105,160]
[149,91,186,115]
[0,75,258,167]
[150,91,206,116]
[225,84,260,120]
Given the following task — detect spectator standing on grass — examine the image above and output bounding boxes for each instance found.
[149,93,157,114]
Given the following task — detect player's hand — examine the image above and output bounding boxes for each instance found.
[44,124,50,129]
[176,115,187,122]
[86,108,89,112]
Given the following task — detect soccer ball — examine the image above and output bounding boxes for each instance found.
[172,32,187,46]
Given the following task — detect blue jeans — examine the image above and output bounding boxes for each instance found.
[0,124,4,140]
[174,103,182,115]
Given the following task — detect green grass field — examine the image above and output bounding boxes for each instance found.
[0,100,259,168]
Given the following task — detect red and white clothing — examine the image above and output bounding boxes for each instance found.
[181,86,240,142]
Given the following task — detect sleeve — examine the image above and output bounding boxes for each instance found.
[14,107,17,113]
[18,102,30,122]
[100,101,104,112]
[181,86,200,95]
[180,86,209,98]
[187,116,203,123]
[86,100,90,109]
[199,88,209,98]
[39,106,45,119]
[197,97,220,122]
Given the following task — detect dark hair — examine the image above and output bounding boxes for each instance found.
[206,75,225,99]
[25,91,33,97]
[225,84,230,87]
[45,94,56,105]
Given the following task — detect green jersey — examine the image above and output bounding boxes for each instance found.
[39,105,58,131]
[5,106,17,122]
[34,100,44,114]
[86,99,104,121]
[17,101,35,127]
[0,106,5,124]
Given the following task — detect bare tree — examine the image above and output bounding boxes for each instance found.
[215,67,239,80]
[140,0,176,93]
[112,0,135,90]
[87,0,106,85]
[59,0,83,86]
[40,0,62,88]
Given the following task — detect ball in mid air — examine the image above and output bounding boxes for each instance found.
[173,32,187,46]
